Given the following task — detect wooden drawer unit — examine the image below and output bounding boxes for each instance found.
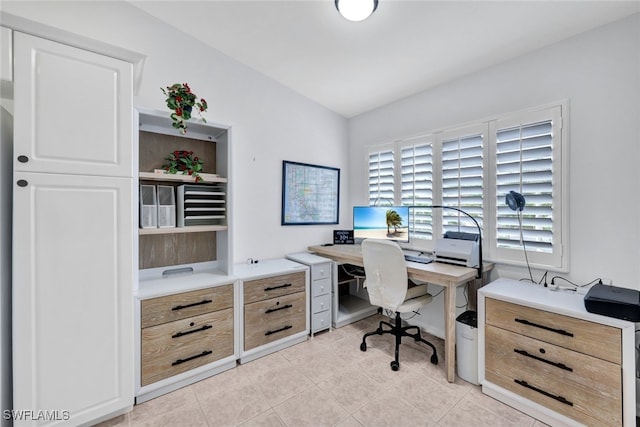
[141,285,233,328]
[244,290,306,350]
[243,271,305,305]
[140,283,234,386]
[236,259,309,363]
[485,324,621,426]
[486,298,621,364]
[479,279,636,427]
[141,308,234,386]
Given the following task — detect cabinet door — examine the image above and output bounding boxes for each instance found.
[1,27,11,82]
[13,32,133,177]
[13,172,134,426]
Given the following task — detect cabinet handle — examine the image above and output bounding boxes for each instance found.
[514,318,574,337]
[172,324,213,338]
[513,349,573,372]
[265,325,292,336]
[265,304,293,314]
[172,299,213,311]
[264,283,292,292]
[514,379,573,406]
[16,180,28,187]
[17,155,29,163]
[172,350,213,366]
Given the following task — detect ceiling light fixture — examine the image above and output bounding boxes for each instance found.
[335,0,378,22]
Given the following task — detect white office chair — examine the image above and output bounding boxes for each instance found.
[360,238,438,371]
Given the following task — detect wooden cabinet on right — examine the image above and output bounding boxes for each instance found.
[479,278,636,427]
[235,259,309,364]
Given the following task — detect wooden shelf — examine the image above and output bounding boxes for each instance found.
[139,225,228,235]
[139,172,227,184]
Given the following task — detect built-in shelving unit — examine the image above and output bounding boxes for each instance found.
[135,108,236,403]
[136,107,232,272]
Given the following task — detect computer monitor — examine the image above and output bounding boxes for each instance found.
[353,206,410,243]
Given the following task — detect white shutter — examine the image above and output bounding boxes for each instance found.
[492,105,565,269]
[440,129,484,236]
[368,147,395,205]
[400,137,434,241]
[363,103,566,271]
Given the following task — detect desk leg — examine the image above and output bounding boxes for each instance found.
[445,283,456,383]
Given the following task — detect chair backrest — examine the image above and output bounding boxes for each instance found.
[361,239,408,312]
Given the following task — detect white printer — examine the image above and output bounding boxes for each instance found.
[433,231,480,268]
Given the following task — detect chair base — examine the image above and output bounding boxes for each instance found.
[360,311,438,371]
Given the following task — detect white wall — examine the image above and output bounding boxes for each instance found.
[1,1,349,264]
[349,13,640,289]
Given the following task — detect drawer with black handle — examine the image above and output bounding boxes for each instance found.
[141,284,233,328]
[244,290,306,350]
[485,297,621,364]
[141,308,234,385]
[485,324,621,426]
[243,271,306,305]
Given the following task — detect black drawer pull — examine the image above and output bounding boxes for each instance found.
[265,304,293,314]
[514,379,573,406]
[172,299,213,311]
[514,349,573,372]
[514,318,574,337]
[265,325,293,336]
[172,324,212,338]
[171,350,212,366]
[264,283,292,292]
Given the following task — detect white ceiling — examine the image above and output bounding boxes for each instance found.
[131,1,640,118]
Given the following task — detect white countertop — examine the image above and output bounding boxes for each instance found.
[286,252,333,265]
[137,268,235,300]
[479,278,633,329]
[232,257,308,280]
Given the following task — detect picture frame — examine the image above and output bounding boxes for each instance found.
[281,160,340,225]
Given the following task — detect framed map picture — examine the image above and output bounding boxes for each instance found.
[281,160,340,225]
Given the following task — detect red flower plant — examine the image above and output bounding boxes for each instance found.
[161,83,208,134]
[162,150,205,182]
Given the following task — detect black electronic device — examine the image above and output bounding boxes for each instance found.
[333,229,354,245]
[404,254,432,265]
[506,190,526,212]
[584,283,640,322]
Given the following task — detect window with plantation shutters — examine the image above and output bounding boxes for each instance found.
[490,105,564,269]
[400,137,433,241]
[365,103,566,270]
[441,129,484,236]
[368,148,395,205]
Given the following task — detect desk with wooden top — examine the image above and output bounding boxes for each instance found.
[308,244,488,383]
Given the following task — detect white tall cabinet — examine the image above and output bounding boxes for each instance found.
[12,31,135,426]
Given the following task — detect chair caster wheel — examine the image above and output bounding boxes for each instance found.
[430,354,438,365]
[390,361,399,371]
[360,342,367,352]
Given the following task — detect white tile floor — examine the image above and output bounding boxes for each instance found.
[99,315,547,426]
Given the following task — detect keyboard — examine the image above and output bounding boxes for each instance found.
[404,254,433,264]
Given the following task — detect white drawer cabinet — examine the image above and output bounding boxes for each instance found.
[479,279,635,427]
[287,252,332,335]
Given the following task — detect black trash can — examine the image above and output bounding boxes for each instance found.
[456,310,478,384]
